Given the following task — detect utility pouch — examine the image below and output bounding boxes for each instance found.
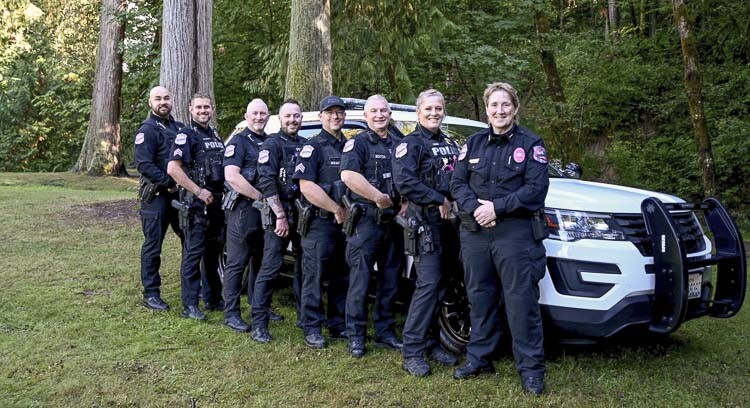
[138,178,158,203]
[295,199,313,237]
[531,209,549,241]
[418,225,435,254]
[458,212,481,232]
[221,182,240,211]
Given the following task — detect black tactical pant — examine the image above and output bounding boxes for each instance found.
[300,216,349,336]
[139,190,182,298]
[460,218,546,378]
[345,214,403,342]
[252,226,301,328]
[180,198,224,307]
[402,216,460,359]
[223,199,264,318]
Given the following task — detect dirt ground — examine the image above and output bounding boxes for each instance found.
[65,199,140,227]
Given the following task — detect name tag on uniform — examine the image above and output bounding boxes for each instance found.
[468,158,480,164]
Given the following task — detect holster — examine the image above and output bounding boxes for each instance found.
[221,181,240,211]
[138,178,158,204]
[252,199,274,230]
[396,214,419,256]
[342,196,363,236]
[295,199,313,237]
[458,212,481,232]
[531,209,549,241]
[375,207,397,225]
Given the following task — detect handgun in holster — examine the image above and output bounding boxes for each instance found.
[375,177,399,225]
[138,177,158,203]
[252,199,274,230]
[458,211,481,232]
[295,199,313,237]
[221,181,240,211]
[531,209,549,241]
[171,198,190,231]
[342,195,363,236]
[396,214,420,256]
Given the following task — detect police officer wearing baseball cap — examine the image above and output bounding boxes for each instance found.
[292,95,350,349]
[450,82,549,395]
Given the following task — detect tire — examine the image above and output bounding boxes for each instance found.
[438,277,471,354]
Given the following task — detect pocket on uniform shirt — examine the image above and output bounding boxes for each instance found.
[468,161,489,184]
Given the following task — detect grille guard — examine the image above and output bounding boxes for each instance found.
[642,197,746,334]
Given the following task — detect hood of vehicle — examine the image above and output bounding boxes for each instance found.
[547,178,685,214]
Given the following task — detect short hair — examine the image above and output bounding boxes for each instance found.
[364,94,390,112]
[483,82,520,123]
[246,98,268,113]
[415,89,445,111]
[191,93,213,105]
[280,98,300,109]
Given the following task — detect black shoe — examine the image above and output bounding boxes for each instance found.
[521,376,544,396]
[204,300,225,311]
[304,333,327,349]
[373,336,403,350]
[180,305,206,320]
[252,327,273,343]
[141,296,169,311]
[223,316,251,333]
[348,340,366,358]
[269,310,285,321]
[328,329,348,340]
[402,357,431,377]
[453,361,495,379]
[428,346,458,366]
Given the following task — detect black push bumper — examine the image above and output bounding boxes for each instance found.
[642,197,746,334]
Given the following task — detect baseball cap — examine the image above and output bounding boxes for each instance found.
[319,96,345,112]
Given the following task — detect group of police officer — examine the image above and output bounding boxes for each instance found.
[134,83,549,395]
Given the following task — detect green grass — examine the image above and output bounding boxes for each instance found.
[0,172,748,407]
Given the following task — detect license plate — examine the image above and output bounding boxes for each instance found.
[688,273,702,299]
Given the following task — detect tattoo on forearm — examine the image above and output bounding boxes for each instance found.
[267,195,285,217]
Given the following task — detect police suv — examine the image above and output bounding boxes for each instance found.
[227,98,746,351]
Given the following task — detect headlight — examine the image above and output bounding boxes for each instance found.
[544,209,626,241]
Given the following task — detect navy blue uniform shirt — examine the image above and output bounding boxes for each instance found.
[168,120,225,192]
[340,127,401,205]
[450,125,549,216]
[256,131,304,201]
[292,129,345,187]
[392,126,460,206]
[134,112,184,188]
[223,128,266,187]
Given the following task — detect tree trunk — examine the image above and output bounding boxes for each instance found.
[285,0,332,110]
[673,0,715,197]
[73,0,126,176]
[160,0,196,124]
[195,0,215,125]
[608,0,618,34]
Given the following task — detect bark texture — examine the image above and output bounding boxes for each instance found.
[673,0,715,197]
[73,0,126,176]
[285,0,332,110]
[196,0,215,125]
[160,0,196,124]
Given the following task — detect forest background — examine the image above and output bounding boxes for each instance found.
[1,0,748,223]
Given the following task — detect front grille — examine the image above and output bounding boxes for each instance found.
[612,211,706,256]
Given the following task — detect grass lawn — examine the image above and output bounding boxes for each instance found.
[0,172,748,407]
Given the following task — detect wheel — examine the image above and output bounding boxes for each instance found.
[438,277,471,354]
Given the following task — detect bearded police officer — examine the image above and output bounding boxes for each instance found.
[292,96,350,349]
[340,95,404,358]
[135,86,184,311]
[450,82,549,395]
[221,99,270,332]
[393,89,461,377]
[251,99,305,343]
[167,94,225,320]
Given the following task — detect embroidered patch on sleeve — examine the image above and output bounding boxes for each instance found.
[135,133,145,145]
[175,133,187,145]
[300,145,314,158]
[224,145,235,157]
[532,145,548,164]
[258,149,270,164]
[295,163,305,173]
[458,144,468,161]
[173,148,183,157]
[343,139,355,153]
[395,143,407,159]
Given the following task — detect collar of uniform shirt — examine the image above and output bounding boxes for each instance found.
[278,130,298,142]
[191,119,212,135]
[366,127,388,144]
[319,128,345,147]
[416,125,441,140]
[245,128,265,141]
[150,111,172,125]
[488,125,516,144]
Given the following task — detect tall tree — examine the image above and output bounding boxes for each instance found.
[73,0,127,175]
[285,0,332,110]
[160,0,214,124]
[672,0,715,197]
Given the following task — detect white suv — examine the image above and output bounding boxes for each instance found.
[229,98,746,350]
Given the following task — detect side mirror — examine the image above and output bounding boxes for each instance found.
[564,162,582,179]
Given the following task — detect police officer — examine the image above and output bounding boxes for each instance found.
[222,99,270,332]
[167,94,225,320]
[135,86,184,311]
[392,89,461,377]
[450,82,549,395]
[292,95,350,349]
[340,95,404,358]
[251,99,304,343]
